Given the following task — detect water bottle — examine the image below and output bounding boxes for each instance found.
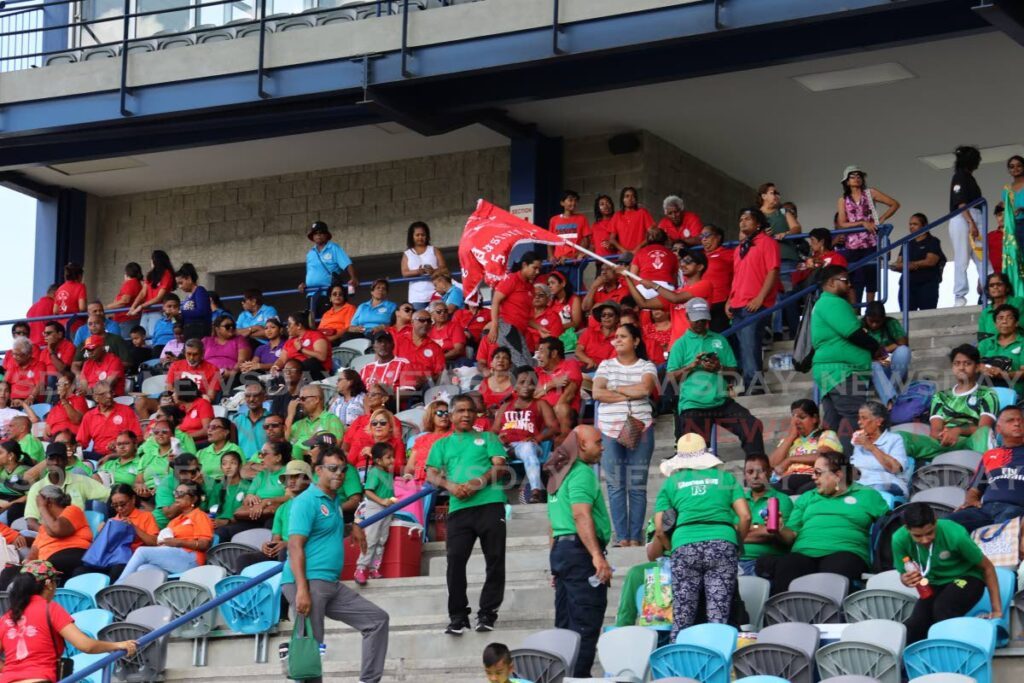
[278,642,290,675]
[319,642,327,659]
[766,497,780,532]
[902,556,934,599]
[588,566,614,588]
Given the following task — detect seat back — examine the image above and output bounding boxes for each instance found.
[907,674,979,683]
[232,527,272,550]
[333,346,361,369]
[84,510,106,536]
[929,616,997,656]
[674,623,737,661]
[350,354,375,373]
[649,643,730,683]
[66,572,112,599]
[931,449,982,470]
[865,570,920,597]
[126,604,173,630]
[788,572,849,606]
[54,588,95,614]
[519,628,580,673]
[178,565,226,593]
[737,575,770,631]
[817,621,905,683]
[993,386,1018,410]
[966,566,1015,646]
[911,464,974,494]
[66,608,114,656]
[508,647,567,683]
[423,383,460,405]
[909,486,965,511]
[140,375,167,395]
[596,625,657,681]
[903,639,991,683]
[763,591,841,625]
[892,422,931,435]
[71,652,109,683]
[756,622,820,658]
[153,581,215,638]
[842,590,917,623]
[207,542,254,574]
[842,619,907,656]
[96,585,154,622]
[98,622,162,683]
[215,575,279,635]
[122,569,166,595]
[732,642,814,683]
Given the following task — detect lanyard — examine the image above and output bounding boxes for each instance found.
[914,542,934,577]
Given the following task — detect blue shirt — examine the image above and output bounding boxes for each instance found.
[73,318,120,345]
[851,429,910,496]
[442,284,465,309]
[152,316,176,346]
[282,485,345,585]
[236,305,279,345]
[231,411,267,461]
[351,300,397,330]
[181,286,211,325]
[305,242,353,289]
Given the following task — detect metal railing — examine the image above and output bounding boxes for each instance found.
[0,1,42,71]
[59,482,436,683]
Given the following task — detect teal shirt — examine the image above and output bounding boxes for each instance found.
[283,486,345,585]
[231,411,267,462]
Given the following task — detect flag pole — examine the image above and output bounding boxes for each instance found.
[562,241,643,282]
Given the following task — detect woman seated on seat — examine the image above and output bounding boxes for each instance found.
[478,347,514,417]
[318,284,357,344]
[768,399,842,495]
[346,408,406,476]
[328,369,367,427]
[978,272,1024,343]
[492,367,558,503]
[851,400,910,497]
[74,484,158,582]
[404,400,451,485]
[893,502,1003,644]
[0,440,35,522]
[116,480,213,583]
[240,317,287,373]
[759,451,889,594]
[862,301,912,407]
[978,303,1024,394]
[196,417,244,481]
[1,486,91,588]
[210,451,249,540]
[222,441,291,539]
[202,316,251,383]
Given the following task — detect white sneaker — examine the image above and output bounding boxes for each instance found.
[954,297,967,307]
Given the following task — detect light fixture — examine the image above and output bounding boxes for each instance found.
[792,62,916,93]
[918,143,1024,171]
[48,157,146,175]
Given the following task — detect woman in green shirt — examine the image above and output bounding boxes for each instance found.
[134,419,176,500]
[0,440,34,522]
[227,441,290,536]
[979,272,1024,342]
[210,451,250,541]
[978,303,1024,393]
[196,418,245,481]
[98,432,146,488]
[893,503,1002,643]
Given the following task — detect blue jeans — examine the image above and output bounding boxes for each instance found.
[737,559,758,577]
[871,345,912,405]
[946,501,1024,533]
[730,307,765,392]
[116,546,198,583]
[512,441,543,491]
[602,427,655,543]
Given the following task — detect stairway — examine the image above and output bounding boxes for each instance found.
[162,304,991,682]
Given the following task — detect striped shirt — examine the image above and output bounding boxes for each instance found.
[594,357,658,439]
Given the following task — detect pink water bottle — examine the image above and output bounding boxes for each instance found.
[766,497,780,532]
[903,557,934,599]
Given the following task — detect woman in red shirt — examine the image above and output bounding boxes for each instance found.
[275,312,331,380]
[608,187,655,254]
[487,251,543,367]
[590,194,618,257]
[575,302,620,372]
[642,308,673,366]
[531,285,564,340]
[0,561,136,683]
[403,400,452,484]
[53,262,87,337]
[107,262,144,338]
[128,250,176,333]
[347,408,406,475]
[546,271,583,331]
[478,347,514,415]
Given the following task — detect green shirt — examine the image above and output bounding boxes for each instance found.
[787,482,889,564]
[153,475,216,528]
[136,442,173,489]
[249,467,286,500]
[289,412,345,457]
[196,442,245,481]
[811,291,872,395]
[930,384,999,429]
[209,479,250,520]
[892,518,983,586]
[283,486,345,584]
[979,296,1024,340]
[977,334,1024,386]
[425,431,507,514]
[272,498,294,538]
[175,430,197,455]
[17,435,45,464]
[654,468,744,549]
[547,460,611,545]
[741,489,794,560]
[0,465,30,498]
[766,210,799,261]
[101,456,145,487]
[866,318,907,348]
[666,330,736,412]
[23,474,110,521]
[364,467,394,501]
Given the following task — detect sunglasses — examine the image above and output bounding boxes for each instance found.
[370,420,389,427]
[151,429,171,435]
[265,422,283,428]
[179,468,199,475]
[173,490,193,498]
[434,409,449,417]
[400,307,414,313]
[321,463,345,473]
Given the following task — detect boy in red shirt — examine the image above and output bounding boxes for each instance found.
[622,251,713,344]
[629,226,679,298]
[548,190,591,288]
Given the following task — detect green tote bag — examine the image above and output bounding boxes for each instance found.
[288,617,323,680]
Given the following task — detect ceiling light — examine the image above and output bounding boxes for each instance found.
[918,143,1024,171]
[48,157,146,175]
[792,62,915,93]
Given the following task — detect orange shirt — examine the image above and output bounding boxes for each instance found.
[168,507,214,565]
[318,304,356,337]
[121,508,160,552]
[35,505,92,560]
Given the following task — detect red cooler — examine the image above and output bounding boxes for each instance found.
[379,521,423,578]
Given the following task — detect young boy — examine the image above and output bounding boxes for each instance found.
[151,294,181,350]
[483,643,531,683]
[127,325,154,374]
[548,190,591,287]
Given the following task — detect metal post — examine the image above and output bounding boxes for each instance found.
[118,0,130,116]
[981,199,989,308]
[902,243,910,335]
[551,0,563,54]
[400,0,410,77]
[257,0,269,98]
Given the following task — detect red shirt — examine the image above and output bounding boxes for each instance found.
[643,321,673,364]
[494,399,546,443]
[479,377,514,412]
[82,354,126,396]
[632,243,679,284]
[495,273,534,332]
[989,230,1003,273]
[551,296,580,329]
[360,357,412,390]
[658,213,703,244]
[427,322,467,356]
[533,307,564,339]
[703,247,735,305]
[576,328,615,368]
[77,403,141,454]
[0,596,74,683]
[112,278,143,322]
[729,232,782,309]
[590,217,617,256]
[179,398,214,435]
[610,207,655,251]
[396,337,445,386]
[39,339,75,376]
[54,281,87,317]
[5,360,45,402]
[167,360,222,397]
[452,307,490,342]
[346,433,406,473]
[792,250,849,286]
[586,280,630,331]
[548,214,591,259]
[25,295,54,346]
[536,359,584,412]
[660,279,714,343]
[283,330,331,372]
[46,395,89,435]
[143,270,174,304]
[410,431,450,483]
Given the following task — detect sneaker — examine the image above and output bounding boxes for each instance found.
[529,489,546,504]
[955,297,967,307]
[369,568,383,580]
[444,617,470,636]
[475,612,497,632]
[353,568,368,586]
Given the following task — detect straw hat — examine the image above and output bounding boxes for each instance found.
[660,433,723,476]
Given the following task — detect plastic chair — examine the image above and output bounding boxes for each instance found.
[738,575,770,631]
[966,566,1015,646]
[891,422,931,435]
[733,677,792,683]
[732,622,819,683]
[66,573,112,600]
[96,585,154,622]
[648,642,730,683]
[140,375,167,395]
[99,605,172,682]
[317,7,358,24]
[909,486,965,514]
[71,652,109,683]
[595,625,657,682]
[815,619,906,683]
[931,450,983,471]
[843,571,918,623]
[763,572,848,625]
[216,574,280,663]
[903,617,996,683]
[232,527,272,550]
[423,383,460,405]
[207,542,254,574]
[179,565,226,592]
[122,569,166,595]
[908,675,978,683]
[11,517,37,539]
[55,588,96,613]
[520,628,581,673]
[911,463,974,494]
[67,608,114,657]
[153,579,216,665]
[350,354,375,373]
[84,510,106,536]
[993,386,1018,410]
[790,572,849,605]
[509,648,567,683]
[30,402,52,419]
[817,678,883,683]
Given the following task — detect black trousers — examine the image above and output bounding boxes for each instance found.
[904,576,986,644]
[900,281,940,312]
[446,502,506,621]
[676,399,765,457]
[550,536,607,677]
[758,551,868,596]
[71,562,129,583]
[821,374,874,456]
[709,302,730,335]
[0,548,87,589]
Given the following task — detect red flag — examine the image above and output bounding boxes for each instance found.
[459,199,564,303]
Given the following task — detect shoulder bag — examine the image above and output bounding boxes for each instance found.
[45,603,75,680]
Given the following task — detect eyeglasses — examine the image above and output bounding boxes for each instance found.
[115,441,134,447]
[300,396,318,402]
[265,422,283,428]
[321,463,345,473]
[834,277,850,283]
[370,420,388,427]
[413,318,432,323]
[173,490,192,498]
[208,424,226,430]
[399,306,414,313]
[151,429,171,435]
[434,409,449,417]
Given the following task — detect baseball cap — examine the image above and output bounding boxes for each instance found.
[302,431,338,448]
[45,442,68,459]
[371,329,393,343]
[84,335,105,350]
[278,460,314,482]
[685,297,711,321]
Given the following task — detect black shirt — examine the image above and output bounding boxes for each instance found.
[904,233,946,284]
[950,169,981,212]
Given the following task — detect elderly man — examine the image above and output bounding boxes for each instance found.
[77,380,142,456]
[7,416,45,465]
[287,384,345,458]
[4,337,45,405]
[40,321,75,380]
[166,339,221,401]
[79,335,126,396]
[71,301,120,346]
[658,194,703,248]
[232,381,269,460]
[71,313,131,372]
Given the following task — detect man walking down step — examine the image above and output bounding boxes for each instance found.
[283,448,390,683]
[544,425,613,677]
[427,393,509,635]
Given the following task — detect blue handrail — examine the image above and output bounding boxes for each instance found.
[59,483,437,683]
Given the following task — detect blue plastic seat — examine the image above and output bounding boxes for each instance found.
[993,386,1018,410]
[71,652,109,683]
[216,572,282,663]
[674,623,737,662]
[30,403,52,419]
[735,677,792,683]
[54,588,95,614]
[65,573,111,600]
[239,561,284,624]
[84,510,106,536]
[649,642,730,683]
[67,608,114,656]
[903,617,997,683]
[966,566,1015,646]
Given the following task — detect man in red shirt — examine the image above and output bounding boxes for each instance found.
[728,209,781,395]
[79,335,126,396]
[624,251,713,344]
[77,380,142,455]
[4,338,45,405]
[534,336,582,438]
[3,323,39,377]
[700,225,735,333]
[792,228,849,287]
[427,301,467,361]
[39,322,75,379]
[396,311,445,390]
[576,302,619,373]
[658,195,703,248]
[360,331,412,391]
[166,339,221,402]
[25,284,57,346]
[629,227,679,298]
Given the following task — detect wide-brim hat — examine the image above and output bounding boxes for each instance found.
[660,433,723,476]
[307,221,332,241]
[842,165,865,182]
[279,460,313,482]
[591,300,621,322]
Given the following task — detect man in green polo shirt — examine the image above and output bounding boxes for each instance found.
[426,393,508,636]
[24,443,110,531]
[666,297,764,456]
[282,448,388,683]
[739,453,792,575]
[810,265,881,454]
[287,385,344,459]
[152,452,217,528]
[8,417,44,464]
[546,425,611,677]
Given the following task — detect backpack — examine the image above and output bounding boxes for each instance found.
[869,506,908,573]
[791,291,819,373]
[889,380,937,425]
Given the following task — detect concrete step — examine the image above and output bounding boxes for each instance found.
[427,540,648,576]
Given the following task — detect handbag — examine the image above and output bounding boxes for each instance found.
[971,516,1023,569]
[981,356,1014,373]
[792,291,819,373]
[81,519,136,568]
[616,401,645,450]
[287,617,323,680]
[45,603,75,679]
[637,557,673,627]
